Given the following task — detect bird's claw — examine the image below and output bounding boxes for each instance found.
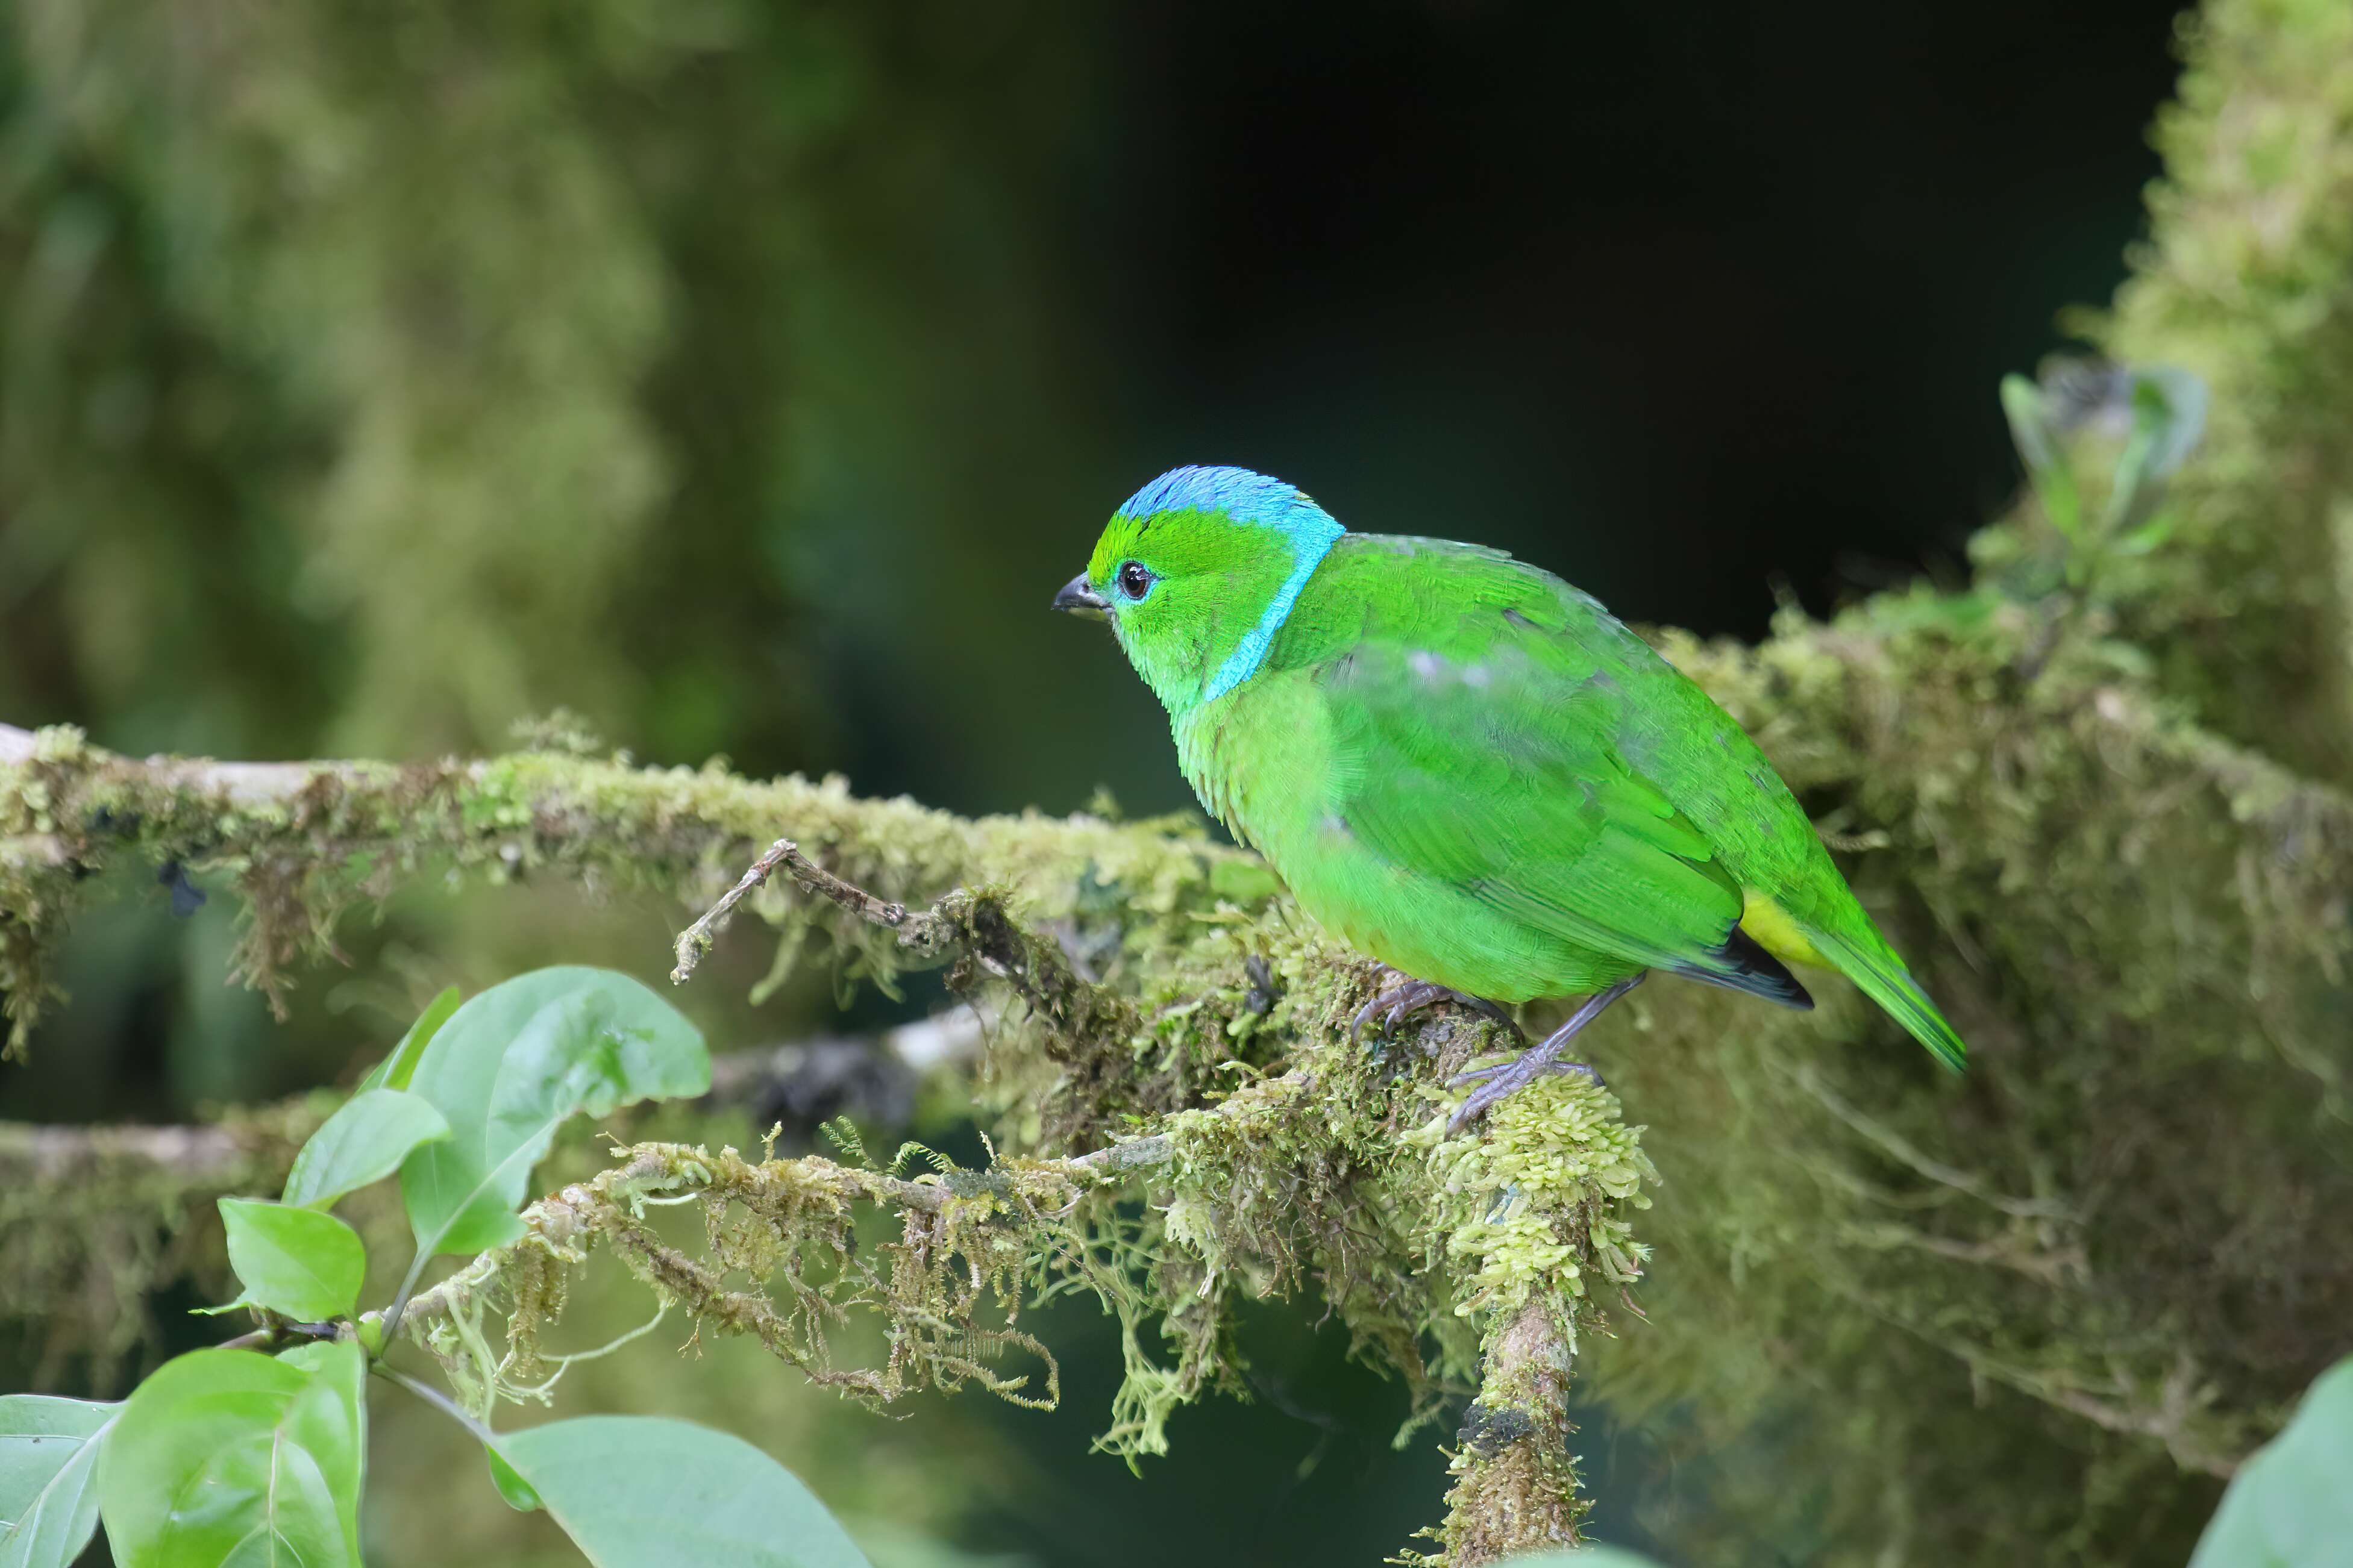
[1441,972,1646,1133]
[1445,1056,1605,1134]
[1352,979,1445,1040]
[1352,975,1520,1046]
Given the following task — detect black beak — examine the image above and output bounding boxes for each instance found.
[1052,573,1109,616]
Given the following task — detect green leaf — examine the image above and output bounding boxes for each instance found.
[2105,367,2208,536]
[358,983,462,1093]
[2131,366,2208,482]
[492,1416,869,1568]
[283,1088,453,1209]
[214,1198,368,1322]
[2113,511,2178,556]
[485,1445,542,1511]
[399,967,709,1257]
[2190,1357,2353,1567]
[2001,372,2082,537]
[0,1395,117,1568]
[98,1343,365,1568]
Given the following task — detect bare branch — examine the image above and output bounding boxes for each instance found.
[673,836,956,985]
[0,1119,252,1185]
[672,837,799,983]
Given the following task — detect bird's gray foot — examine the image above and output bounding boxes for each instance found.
[1352,973,1520,1046]
[1446,1055,1605,1128]
[1444,973,1646,1134]
[1448,1057,1605,1089]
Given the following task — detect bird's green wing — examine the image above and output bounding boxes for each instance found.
[1312,635,1807,1004]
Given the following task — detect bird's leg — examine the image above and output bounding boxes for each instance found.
[1444,973,1646,1132]
[1352,970,1523,1046]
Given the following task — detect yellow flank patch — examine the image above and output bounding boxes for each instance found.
[1741,889,1828,969]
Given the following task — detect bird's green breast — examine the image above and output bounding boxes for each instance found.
[1169,532,1863,1002]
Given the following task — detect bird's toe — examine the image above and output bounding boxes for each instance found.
[1355,974,1521,1049]
[1443,1054,1606,1132]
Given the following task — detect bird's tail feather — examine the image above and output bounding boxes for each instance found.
[1673,924,1814,1011]
[1796,919,1967,1072]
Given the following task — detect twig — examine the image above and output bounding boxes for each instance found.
[375,1363,497,1445]
[1832,1279,2245,1478]
[769,839,945,940]
[378,1250,436,1346]
[1785,1063,2078,1222]
[673,835,956,985]
[672,837,797,984]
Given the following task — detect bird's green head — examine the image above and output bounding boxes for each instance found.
[1053,465,1346,713]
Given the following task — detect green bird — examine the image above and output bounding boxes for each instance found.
[1053,465,1965,1127]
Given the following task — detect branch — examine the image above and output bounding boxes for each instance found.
[672,836,955,984]
[383,1089,1288,1345]
[0,1008,986,1191]
[0,1118,253,1186]
[372,1085,1321,1421]
[1435,1301,1587,1562]
[0,719,1253,1057]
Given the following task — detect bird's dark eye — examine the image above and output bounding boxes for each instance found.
[1117,560,1155,600]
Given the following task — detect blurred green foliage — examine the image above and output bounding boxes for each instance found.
[0,0,1118,793]
[0,6,1123,1561]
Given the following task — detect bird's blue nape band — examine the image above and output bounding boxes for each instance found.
[1205,527,1340,701]
[1118,465,1345,702]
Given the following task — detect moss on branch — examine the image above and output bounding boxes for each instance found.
[1995,0,2353,780]
[5,566,2351,1563]
[371,1050,1656,1558]
[0,1092,334,1387]
[0,718,1264,1059]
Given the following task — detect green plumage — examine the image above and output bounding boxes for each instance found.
[1062,469,1965,1075]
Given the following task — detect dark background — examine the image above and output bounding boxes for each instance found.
[815,0,2187,823]
[0,1,2189,1562]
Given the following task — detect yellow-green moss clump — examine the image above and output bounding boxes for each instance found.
[1421,1077,1654,1335]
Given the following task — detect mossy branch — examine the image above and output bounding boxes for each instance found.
[0,717,1256,1059]
[5,560,2352,1561]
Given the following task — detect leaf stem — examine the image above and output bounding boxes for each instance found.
[374,1363,495,1445]
[218,1318,348,1353]
[378,1249,434,1347]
